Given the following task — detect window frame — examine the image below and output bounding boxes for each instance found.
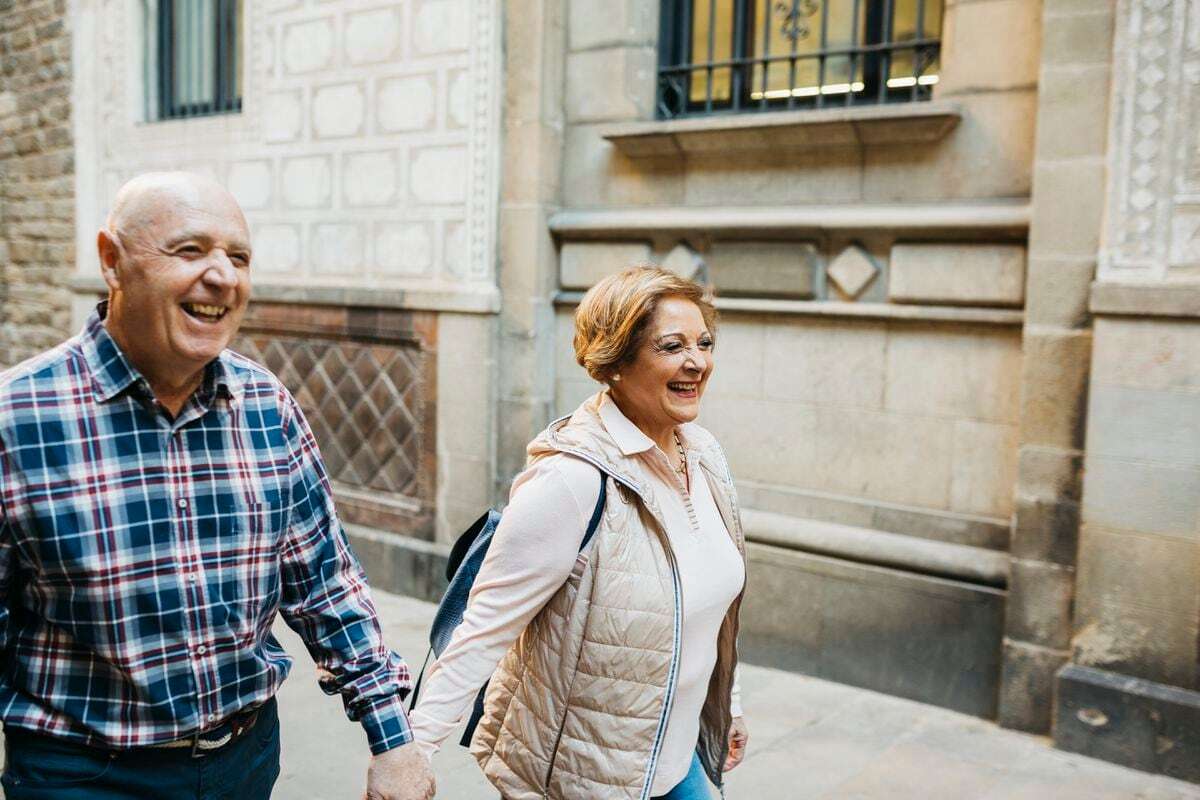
[656,0,942,120]
[154,0,242,122]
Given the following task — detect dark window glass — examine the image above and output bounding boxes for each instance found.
[145,0,242,121]
[658,0,943,119]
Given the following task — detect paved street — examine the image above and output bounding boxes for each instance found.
[275,591,1200,800]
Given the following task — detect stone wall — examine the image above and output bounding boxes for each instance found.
[0,0,74,368]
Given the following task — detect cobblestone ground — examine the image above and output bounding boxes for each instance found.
[276,591,1199,800]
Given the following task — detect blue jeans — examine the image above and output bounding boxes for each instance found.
[1,698,281,799]
[654,751,714,800]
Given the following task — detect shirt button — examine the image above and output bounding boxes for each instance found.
[178,498,189,509]
[196,645,208,655]
[208,713,217,722]
[188,575,198,583]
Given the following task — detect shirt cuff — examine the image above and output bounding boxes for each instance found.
[360,695,415,755]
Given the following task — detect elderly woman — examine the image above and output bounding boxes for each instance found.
[411,267,748,800]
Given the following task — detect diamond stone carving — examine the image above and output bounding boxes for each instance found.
[661,242,707,282]
[234,335,425,498]
[826,244,879,300]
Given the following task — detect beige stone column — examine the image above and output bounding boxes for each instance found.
[997,0,1118,732]
[494,0,568,493]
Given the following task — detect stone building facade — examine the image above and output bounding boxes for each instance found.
[0,0,1196,782]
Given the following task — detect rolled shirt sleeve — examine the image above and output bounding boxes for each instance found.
[277,391,413,754]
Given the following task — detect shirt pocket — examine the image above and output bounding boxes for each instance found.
[203,497,285,640]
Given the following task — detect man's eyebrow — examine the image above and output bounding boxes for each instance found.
[164,231,252,253]
[164,231,212,248]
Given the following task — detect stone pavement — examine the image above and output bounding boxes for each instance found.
[274,591,1200,800]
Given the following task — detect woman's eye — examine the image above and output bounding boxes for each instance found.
[663,343,683,353]
[699,339,713,349]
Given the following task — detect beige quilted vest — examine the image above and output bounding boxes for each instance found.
[470,394,746,800]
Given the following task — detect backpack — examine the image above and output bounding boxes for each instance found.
[408,468,608,746]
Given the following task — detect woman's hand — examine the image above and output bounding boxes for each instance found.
[723,716,748,771]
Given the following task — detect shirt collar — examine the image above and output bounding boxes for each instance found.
[80,301,241,404]
[597,390,659,456]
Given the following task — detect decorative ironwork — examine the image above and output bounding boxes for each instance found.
[656,0,943,119]
[775,0,820,43]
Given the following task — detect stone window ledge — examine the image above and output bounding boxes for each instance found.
[554,292,1024,327]
[599,101,962,158]
[1090,281,1200,319]
[67,274,501,315]
[548,201,1030,238]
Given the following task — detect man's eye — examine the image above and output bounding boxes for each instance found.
[176,245,202,255]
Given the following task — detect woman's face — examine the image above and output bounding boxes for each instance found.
[611,296,715,432]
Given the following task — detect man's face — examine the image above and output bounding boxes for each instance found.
[104,182,252,381]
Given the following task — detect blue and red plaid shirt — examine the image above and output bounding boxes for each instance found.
[0,305,412,753]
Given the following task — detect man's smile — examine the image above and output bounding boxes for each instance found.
[181,302,229,323]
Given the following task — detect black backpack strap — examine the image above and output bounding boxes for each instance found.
[458,469,608,747]
[406,646,433,712]
[580,469,607,551]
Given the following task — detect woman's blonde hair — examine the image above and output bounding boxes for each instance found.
[573,266,717,383]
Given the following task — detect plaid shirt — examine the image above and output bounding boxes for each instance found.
[0,305,412,753]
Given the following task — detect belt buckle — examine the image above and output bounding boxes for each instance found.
[189,707,260,759]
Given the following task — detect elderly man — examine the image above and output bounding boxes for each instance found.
[0,173,435,800]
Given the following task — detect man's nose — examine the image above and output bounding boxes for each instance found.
[201,251,239,290]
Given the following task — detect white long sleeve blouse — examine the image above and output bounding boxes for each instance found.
[411,393,744,795]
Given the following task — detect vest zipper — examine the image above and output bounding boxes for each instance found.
[545,446,685,800]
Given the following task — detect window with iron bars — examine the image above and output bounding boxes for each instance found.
[143,0,243,122]
[657,0,943,119]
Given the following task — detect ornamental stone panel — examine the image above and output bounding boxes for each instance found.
[312,83,367,139]
[1101,0,1200,280]
[410,146,469,204]
[377,75,438,132]
[72,0,501,289]
[343,150,400,208]
[281,155,333,209]
[413,0,472,54]
[282,17,336,74]
[345,7,403,66]
[263,90,305,143]
[375,222,435,276]
[227,160,274,211]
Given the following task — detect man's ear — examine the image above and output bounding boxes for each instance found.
[97,229,122,291]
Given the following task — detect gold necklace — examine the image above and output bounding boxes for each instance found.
[673,432,687,474]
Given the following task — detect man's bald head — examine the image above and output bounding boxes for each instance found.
[106,171,247,240]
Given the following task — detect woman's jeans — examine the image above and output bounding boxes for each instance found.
[1,698,281,800]
[653,751,714,800]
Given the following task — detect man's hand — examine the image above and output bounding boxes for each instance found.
[723,716,749,772]
[364,742,436,800]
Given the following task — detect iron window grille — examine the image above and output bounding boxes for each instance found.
[143,0,242,122]
[657,0,943,119]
